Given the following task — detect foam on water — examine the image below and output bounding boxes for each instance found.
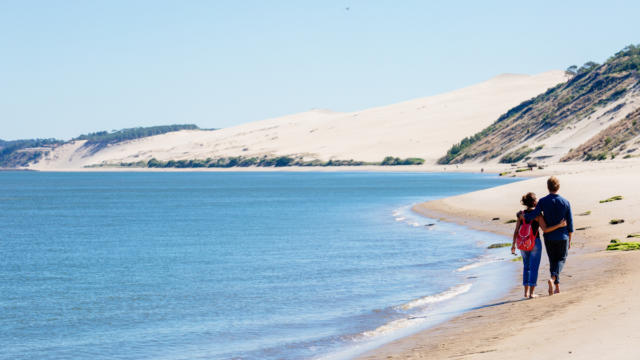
[398,283,473,310]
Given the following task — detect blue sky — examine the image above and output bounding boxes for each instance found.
[2,0,639,140]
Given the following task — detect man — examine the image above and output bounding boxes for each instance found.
[519,176,573,295]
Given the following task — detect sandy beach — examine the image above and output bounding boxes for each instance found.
[358,161,640,359]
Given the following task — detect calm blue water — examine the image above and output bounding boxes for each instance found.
[0,172,519,360]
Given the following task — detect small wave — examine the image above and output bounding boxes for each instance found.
[359,316,425,339]
[398,283,472,310]
[395,217,406,222]
[456,259,500,272]
[355,284,473,340]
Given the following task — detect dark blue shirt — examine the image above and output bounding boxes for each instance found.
[524,193,573,241]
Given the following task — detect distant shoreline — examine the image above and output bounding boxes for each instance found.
[0,168,35,171]
[17,158,640,180]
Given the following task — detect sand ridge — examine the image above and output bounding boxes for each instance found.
[31,71,567,170]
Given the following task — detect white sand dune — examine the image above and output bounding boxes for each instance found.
[31,71,567,170]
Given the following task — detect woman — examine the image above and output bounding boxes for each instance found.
[511,192,566,298]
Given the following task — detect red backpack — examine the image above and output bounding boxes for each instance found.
[517,219,538,251]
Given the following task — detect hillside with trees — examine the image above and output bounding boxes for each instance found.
[0,125,202,168]
[0,138,64,168]
[439,44,640,164]
[74,124,203,153]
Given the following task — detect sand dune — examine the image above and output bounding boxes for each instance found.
[31,71,567,170]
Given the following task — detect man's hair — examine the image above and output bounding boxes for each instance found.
[547,176,560,192]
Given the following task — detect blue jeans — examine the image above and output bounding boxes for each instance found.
[544,238,569,284]
[520,237,542,287]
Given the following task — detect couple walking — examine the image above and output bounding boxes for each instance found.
[511,176,573,298]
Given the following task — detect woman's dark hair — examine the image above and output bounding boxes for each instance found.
[521,192,537,208]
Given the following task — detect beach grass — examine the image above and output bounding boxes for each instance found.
[627,233,640,238]
[511,256,523,262]
[487,242,511,249]
[606,241,640,251]
[504,219,517,224]
[577,210,591,216]
[610,219,625,224]
[600,195,623,203]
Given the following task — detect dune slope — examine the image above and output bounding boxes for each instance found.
[439,45,640,165]
[31,71,567,170]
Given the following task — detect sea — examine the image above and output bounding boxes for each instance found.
[0,171,520,360]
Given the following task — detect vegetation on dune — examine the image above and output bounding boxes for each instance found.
[145,156,312,168]
[627,233,640,238]
[0,138,65,167]
[92,156,426,169]
[511,256,523,262]
[610,219,625,225]
[562,108,640,161]
[599,195,623,203]
[439,44,640,164]
[504,219,517,224]
[75,124,203,154]
[381,156,425,165]
[499,145,544,164]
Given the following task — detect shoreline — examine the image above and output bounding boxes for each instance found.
[357,163,640,359]
[323,204,521,360]
[14,157,640,177]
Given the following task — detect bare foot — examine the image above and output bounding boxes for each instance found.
[554,284,560,294]
[529,293,538,299]
[547,279,554,296]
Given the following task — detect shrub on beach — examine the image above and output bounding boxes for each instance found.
[274,156,295,167]
[606,241,640,251]
[599,195,623,203]
[111,155,423,169]
[381,156,425,165]
[487,242,511,249]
